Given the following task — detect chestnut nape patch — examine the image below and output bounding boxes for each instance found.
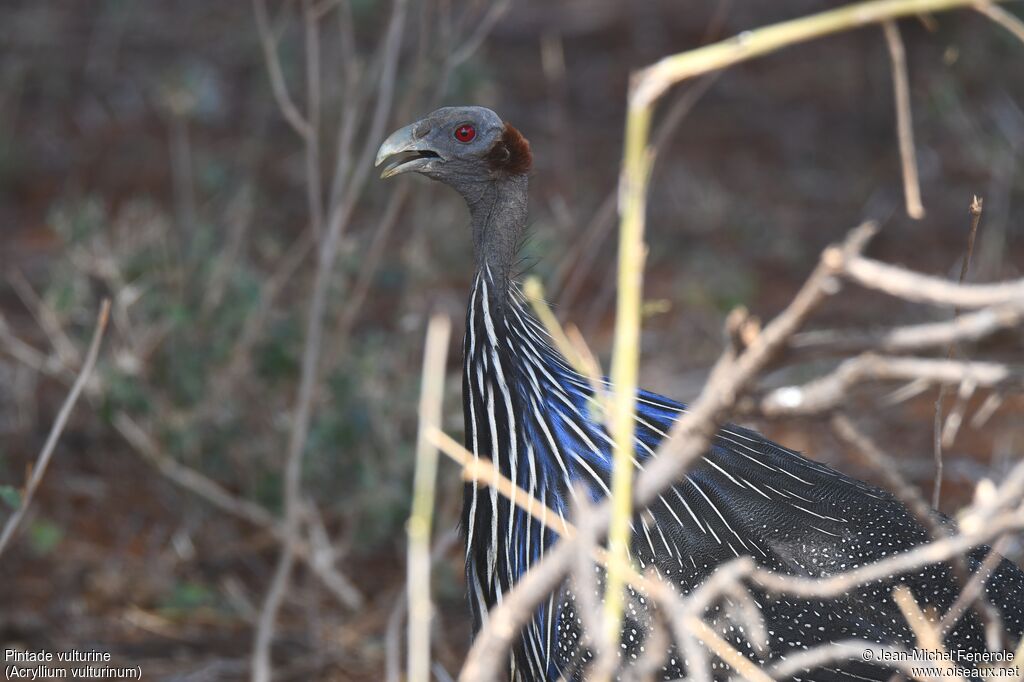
[488,123,532,175]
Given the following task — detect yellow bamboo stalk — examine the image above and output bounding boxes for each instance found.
[523,276,590,375]
[604,103,653,656]
[603,0,1011,669]
[523,275,608,422]
[407,315,451,682]
[632,0,1012,108]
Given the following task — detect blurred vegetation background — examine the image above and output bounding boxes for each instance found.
[1,1,1022,680]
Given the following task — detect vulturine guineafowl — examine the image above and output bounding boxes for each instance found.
[375,106,1024,681]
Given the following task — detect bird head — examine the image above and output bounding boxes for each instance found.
[375,106,532,191]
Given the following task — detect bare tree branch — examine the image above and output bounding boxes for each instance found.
[751,354,1022,417]
[0,300,110,558]
[787,301,1023,356]
[882,20,925,219]
[841,255,1024,308]
[253,0,312,140]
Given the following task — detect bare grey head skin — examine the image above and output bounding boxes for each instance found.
[375,106,533,305]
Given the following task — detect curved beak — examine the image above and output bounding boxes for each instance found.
[375,122,442,179]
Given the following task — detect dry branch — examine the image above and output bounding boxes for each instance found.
[752,354,1022,417]
[934,196,984,507]
[763,640,917,680]
[882,20,925,219]
[842,255,1024,307]
[787,302,1024,356]
[938,535,1011,636]
[975,1,1024,45]
[0,300,110,558]
[748,510,1024,599]
[252,0,312,140]
[831,414,937,534]
[8,270,82,368]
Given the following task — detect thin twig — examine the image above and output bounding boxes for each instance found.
[765,641,917,679]
[940,377,977,448]
[8,270,81,368]
[201,186,255,317]
[687,618,774,682]
[831,414,937,532]
[444,0,511,72]
[521,277,607,414]
[303,0,325,240]
[970,392,1004,428]
[324,184,411,372]
[882,20,925,219]
[749,511,1024,599]
[253,0,312,139]
[337,0,408,214]
[842,256,1024,308]
[937,534,1011,636]
[0,313,64,378]
[199,228,315,416]
[957,196,985,300]
[0,299,110,558]
[114,412,365,609]
[933,196,983,508]
[751,354,1022,417]
[523,277,590,374]
[975,1,1024,45]
[572,495,617,680]
[829,413,996,635]
[429,429,576,540]
[787,301,1024,356]
[115,412,278,529]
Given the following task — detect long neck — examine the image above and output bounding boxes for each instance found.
[465,174,529,305]
[460,174,612,675]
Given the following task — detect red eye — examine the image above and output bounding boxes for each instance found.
[454,124,476,143]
